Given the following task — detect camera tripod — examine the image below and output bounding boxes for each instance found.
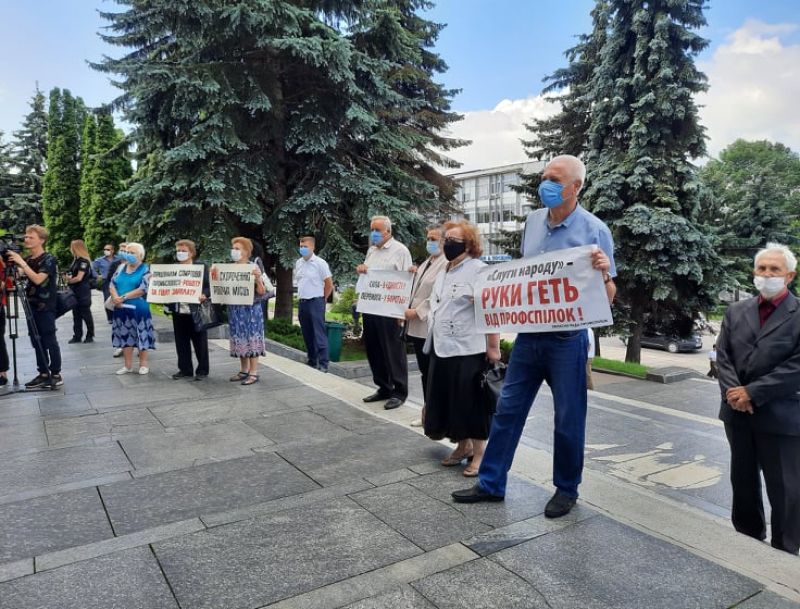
[1,275,56,397]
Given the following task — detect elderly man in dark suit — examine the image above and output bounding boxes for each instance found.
[716,242,800,555]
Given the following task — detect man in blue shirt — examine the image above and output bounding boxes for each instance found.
[93,244,121,323]
[452,155,616,517]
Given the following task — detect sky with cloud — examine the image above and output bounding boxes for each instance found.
[0,1,798,175]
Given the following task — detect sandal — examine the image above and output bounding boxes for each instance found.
[229,371,248,382]
[241,374,259,386]
[441,452,474,467]
[463,463,480,477]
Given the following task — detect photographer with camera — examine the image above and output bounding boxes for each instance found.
[5,225,63,388]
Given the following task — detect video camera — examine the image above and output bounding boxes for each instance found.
[0,234,24,259]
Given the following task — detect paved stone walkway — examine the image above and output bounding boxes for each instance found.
[0,301,798,608]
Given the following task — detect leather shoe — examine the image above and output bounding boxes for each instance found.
[544,490,576,518]
[451,484,504,504]
[363,392,390,403]
[383,397,404,410]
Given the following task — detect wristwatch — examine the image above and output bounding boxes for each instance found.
[603,274,613,284]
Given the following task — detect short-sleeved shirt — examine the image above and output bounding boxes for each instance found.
[521,205,617,277]
[69,257,93,303]
[25,252,58,312]
[363,238,412,272]
[93,255,120,280]
[429,256,488,357]
[295,254,332,299]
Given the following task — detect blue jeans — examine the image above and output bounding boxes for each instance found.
[298,297,328,367]
[478,330,588,498]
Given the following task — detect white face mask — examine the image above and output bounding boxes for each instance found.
[176,251,190,262]
[753,275,787,298]
[230,249,242,261]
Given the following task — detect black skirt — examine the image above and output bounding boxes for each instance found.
[424,347,492,442]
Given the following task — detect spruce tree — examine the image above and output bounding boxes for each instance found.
[41,88,85,263]
[582,0,722,363]
[95,0,462,319]
[84,112,132,255]
[0,87,49,232]
[0,133,16,221]
[79,113,98,230]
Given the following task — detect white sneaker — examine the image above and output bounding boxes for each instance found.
[116,367,132,375]
[113,348,123,357]
[138,367,150,375]
[410,418,423,427]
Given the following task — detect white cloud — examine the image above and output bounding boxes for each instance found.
[440,94,560,173]
[698,19,800,157]
[442,19,800,173]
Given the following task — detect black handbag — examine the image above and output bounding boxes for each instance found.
[55,290,77,318]
[479,362,506,414]
[191,299,222,332]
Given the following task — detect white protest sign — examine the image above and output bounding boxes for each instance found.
[475,245,613,334]
[146,264,204,304]
[210,264,256,305]
[356,269,414,320]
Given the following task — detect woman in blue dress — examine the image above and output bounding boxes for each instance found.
[218,237,266,386]
[109,242,155,375]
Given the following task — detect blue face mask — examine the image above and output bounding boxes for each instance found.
[298,246,310,257]
[121,252,137,264]
[371,230,383,245]
[538,179,565,208]
[426,240,440,256]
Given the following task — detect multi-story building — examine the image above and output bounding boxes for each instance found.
[448,161,544,261]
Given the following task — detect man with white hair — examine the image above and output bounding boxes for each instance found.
[453,155,616,518]
[716,242,800,555]
[356,215,412,410]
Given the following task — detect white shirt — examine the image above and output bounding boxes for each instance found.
[427,256,487,358]
[294,254,332,299]
[363,237,412,272]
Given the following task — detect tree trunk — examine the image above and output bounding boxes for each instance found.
[274,264,294,320]
[625,302,644,364]
[592,328,601,358]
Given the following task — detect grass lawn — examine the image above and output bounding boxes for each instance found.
[592,356,648,379]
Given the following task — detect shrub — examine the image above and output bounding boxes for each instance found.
[331,286,357,315]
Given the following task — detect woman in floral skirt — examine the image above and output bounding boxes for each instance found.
[109,242,155,375]
[221,237,266,385]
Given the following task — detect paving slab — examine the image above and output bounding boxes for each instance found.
[150,397,307,427]
[0,546,178,609]
[351,482,492,551]
[412,557,550,609]
[117,420,273,473]
[100,452,319,534]
[490,515,764,609]
[44,408,163,447]
[86,382,206,410]
[310,400,389,433]
[154,496,422,609]
[0,420,46,455]
[277,425,448,486]
[0,443,131,499]
[0,487,113,563]
[407,471,554,528]
[736,591,800,609]
[245,409,355,445]
[342,585,437,609]
[37,394,94,418]
[0,396,39,421]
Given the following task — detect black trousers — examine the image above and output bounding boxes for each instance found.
[408,336,430,405]
[363,313,408,400]
[724,423,800,555]
[172,313,209,376]
[72,302,94,339]
[0,305,8,373]
[28,309,61,376]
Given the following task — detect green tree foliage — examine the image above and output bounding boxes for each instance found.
[41,88,85,263]
[700,139,800,286]
[79,114,98,229]
[0,87,49,232]
[582,0,723,363]
[0,133,15,216]
[83,112,133,255]
[94,0,463,318]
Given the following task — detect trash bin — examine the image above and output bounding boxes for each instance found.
[325,321,346,362]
